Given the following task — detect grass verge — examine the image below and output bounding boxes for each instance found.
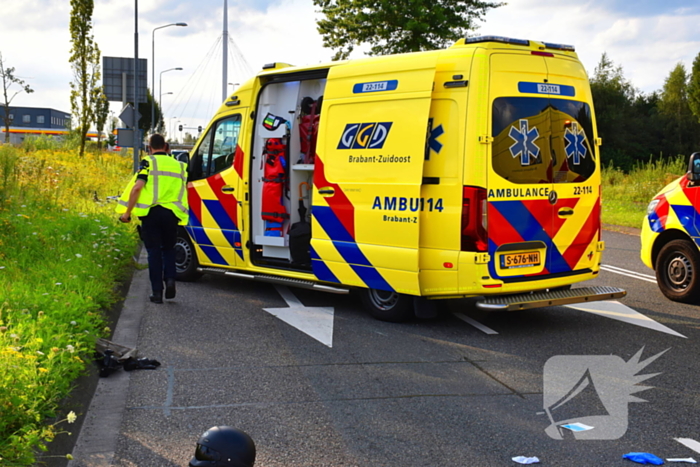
[601,156,687,229]
[0,141,137,466]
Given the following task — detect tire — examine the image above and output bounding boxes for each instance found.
[655,239,700,303]
[360,288,413,322]
[175,230,202,282]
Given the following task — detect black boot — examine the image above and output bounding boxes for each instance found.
[165,278,176,299]
[150,290,163,304]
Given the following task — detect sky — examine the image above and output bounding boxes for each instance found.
[1,0,699,137]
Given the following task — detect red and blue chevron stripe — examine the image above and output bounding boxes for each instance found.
[311,156,393,291]
[186,149,245,264]
[487,196,599,281]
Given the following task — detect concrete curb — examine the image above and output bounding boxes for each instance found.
[67,248,149,467]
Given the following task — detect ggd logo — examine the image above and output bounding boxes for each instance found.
[337,122,393,150]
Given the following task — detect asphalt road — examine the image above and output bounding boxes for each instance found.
[73,229,700,466]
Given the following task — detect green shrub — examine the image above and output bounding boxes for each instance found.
[0,145,137,465]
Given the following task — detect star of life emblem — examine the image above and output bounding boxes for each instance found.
[564,121,587,165]
[509,119,541,166]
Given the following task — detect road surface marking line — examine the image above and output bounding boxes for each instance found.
[600,265,657,283]
[675,438,700,455]
[453,313,499,335]
[264,285,335,347]
[274,285,304,307]
[601,264,656,279]
[566,300,686,338]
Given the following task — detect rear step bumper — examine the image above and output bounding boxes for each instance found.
[197,267,350,294]
[476,286,626,311]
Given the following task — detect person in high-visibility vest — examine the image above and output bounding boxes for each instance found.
[117,134,189,303]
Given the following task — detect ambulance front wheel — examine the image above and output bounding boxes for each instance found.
[175,229,202,282]
[655,239,700,303]
[360,288,413,322]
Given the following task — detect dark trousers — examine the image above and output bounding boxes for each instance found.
[140,205,178,292]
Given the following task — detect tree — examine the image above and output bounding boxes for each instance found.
[687,51,700,124]
[0,52,34,144]
[69,0,101,158]
[589,53,639,169]
[313,0,504,60]
[105,114,118,147]
[94,88,109,150]
[659,63,696,155]
[132,89,163,134]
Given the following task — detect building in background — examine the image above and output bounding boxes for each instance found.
[0,107,97,144]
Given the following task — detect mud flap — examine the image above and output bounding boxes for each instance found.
[414,296,438,319]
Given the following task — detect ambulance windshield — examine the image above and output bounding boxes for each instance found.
[491,97,595,185]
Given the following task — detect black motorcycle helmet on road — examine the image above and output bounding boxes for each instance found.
[189,426,256,467]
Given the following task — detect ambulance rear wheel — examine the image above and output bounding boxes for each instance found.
[360,289,413,322]
[656,239,700,303]
[175,230,201,282]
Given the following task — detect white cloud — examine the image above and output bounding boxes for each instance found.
[482,0,700,94]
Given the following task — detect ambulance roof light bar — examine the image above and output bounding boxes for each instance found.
[542,41,576,52]
[465,36,530,47]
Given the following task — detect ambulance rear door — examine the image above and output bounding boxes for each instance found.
[543,54,600,279]
[488,51,599,285]
[311,53,437,295]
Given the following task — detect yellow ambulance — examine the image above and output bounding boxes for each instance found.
[641,153,700,302]
[175,36,625,321]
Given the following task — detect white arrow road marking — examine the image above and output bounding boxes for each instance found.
[675,438,700,455]
[453,312,499,335]
[600,264,657,283]
[566,300,686,338]
[263,285,335,347]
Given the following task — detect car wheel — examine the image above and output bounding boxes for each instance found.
[655,239,700,303]
[175,230,201,282]
[360,288,413,322]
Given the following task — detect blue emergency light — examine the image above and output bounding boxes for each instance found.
[465,36,530,47]
[542,42,576,52]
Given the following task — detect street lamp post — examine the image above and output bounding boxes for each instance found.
[158,92,173,132]
[169,117,178,142]
[159,68,182,130]
[151,22,187,133]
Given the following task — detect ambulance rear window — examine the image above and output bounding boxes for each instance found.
[491,97,595,184]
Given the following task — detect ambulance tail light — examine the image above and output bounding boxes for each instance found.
[461,186,488,252]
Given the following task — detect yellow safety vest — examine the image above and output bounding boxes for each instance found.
[116,155,189,225]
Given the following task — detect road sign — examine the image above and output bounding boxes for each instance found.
[116,128,135,147]
[103,56,147,103]
[119,104,141,129]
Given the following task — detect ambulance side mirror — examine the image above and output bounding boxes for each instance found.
[175,152,190,164]
[688,152,700,181]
